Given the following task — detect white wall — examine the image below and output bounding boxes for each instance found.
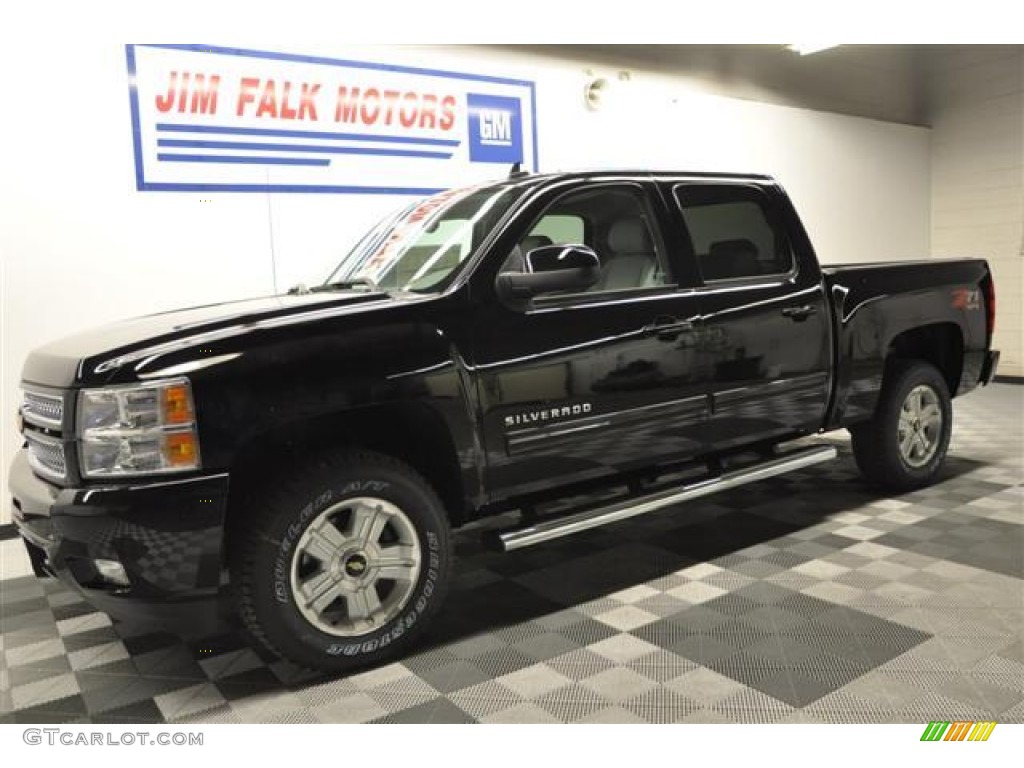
[928,46,1023,377]
[0,43,932,522]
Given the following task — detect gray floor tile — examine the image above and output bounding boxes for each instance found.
[0,383,1020,724]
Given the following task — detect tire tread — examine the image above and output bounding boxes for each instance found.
[850,360,952,491]
[230,449,451,670]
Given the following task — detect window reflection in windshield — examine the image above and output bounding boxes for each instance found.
[326,184,526,293]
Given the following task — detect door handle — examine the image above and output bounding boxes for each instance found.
[642,317,694,341]
[781,305,817,322]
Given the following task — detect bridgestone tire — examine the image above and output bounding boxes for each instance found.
[850,360,953,492]
[231,451,452,672]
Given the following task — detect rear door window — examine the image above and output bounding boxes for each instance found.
[673,186,794,281]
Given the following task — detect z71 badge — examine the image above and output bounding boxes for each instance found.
[952,288,981,311]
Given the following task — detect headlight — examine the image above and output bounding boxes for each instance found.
[78,378,200,477]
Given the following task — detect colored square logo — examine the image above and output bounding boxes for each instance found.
[466,93,523,164]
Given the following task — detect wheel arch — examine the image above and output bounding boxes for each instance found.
[223,401,470,557]
[884,322,964,397]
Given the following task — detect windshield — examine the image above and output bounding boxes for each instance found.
[326,184,526,293]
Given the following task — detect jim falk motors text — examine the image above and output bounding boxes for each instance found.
[154,71,458,130]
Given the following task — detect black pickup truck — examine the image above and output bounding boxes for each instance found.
[10,170,999,671]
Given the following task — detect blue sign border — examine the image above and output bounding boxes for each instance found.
[126,44,540,194]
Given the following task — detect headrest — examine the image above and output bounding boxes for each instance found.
[705,238,760,279]
[708,238,758,259]
[608,218,653,254]
[522,234,554,253]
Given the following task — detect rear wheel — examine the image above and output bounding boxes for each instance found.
[232,451,452,672]
[851,360,953,491]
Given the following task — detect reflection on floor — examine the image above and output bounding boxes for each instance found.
[1,384,1021,723]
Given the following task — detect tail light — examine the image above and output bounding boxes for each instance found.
[982,274,996,341]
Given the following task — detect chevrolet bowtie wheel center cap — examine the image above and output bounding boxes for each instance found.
[344,553,369,578]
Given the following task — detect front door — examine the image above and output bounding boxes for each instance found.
[469,180,710,503]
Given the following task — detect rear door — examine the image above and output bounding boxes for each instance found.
[668,181,831,450]
[468,178,710,502]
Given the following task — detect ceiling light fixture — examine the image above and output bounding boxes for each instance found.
[786,43,840,56]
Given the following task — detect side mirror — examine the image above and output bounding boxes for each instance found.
[496,244,601,303]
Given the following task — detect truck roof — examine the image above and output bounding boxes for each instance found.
[479,169,777,194]
[500,168,775,183]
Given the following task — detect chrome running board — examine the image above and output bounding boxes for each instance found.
[493,445,837,552]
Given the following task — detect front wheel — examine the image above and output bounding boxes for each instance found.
[850,360,953,491]
[232,451,452,672]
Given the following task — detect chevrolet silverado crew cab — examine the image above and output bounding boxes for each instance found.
[10,170,1000,672]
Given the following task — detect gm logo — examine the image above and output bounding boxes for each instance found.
[467,93,523,164]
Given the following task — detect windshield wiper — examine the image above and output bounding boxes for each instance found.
[287,277,381,295]
[320,277,381,292]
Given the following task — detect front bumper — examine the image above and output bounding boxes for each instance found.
[8,449,231,635]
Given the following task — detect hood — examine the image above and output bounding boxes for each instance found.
[21,289,406,388]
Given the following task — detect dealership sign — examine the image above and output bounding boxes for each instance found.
[126,44,538,193]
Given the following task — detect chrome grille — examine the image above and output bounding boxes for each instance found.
[25,431,67,482]
[22,391,64,429]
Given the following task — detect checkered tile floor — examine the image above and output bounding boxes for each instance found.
[1,384,1021,723]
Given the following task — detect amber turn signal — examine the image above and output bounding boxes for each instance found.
[162,384,195,425]
[163,432,199,467]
